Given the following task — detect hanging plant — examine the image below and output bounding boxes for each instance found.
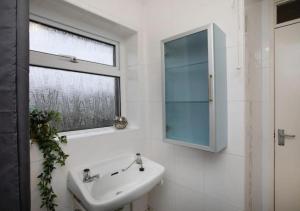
[30,109,69,211]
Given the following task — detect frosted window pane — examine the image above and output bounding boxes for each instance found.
[30,21,115,66]
[29,66,119,131]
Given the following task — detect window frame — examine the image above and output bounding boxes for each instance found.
[30,14,121,77]
[29,14,123,131]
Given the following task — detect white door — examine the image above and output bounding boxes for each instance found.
[275,22,300,211]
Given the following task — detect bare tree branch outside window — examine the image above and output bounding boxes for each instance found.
[29,66,118,132]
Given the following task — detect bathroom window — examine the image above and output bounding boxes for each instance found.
[30,21,116,66]
[29,19,121,132]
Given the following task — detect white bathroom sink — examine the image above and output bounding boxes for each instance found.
[67,154,165,211]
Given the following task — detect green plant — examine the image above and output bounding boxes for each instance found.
[30,109,69,211]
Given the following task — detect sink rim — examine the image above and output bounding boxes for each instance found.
[67,154,165,210]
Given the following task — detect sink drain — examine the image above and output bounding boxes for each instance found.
[116,191,123,195]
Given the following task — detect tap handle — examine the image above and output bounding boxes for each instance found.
[83,168,90,177]
[136,153,142,161]
[136,153,143,164]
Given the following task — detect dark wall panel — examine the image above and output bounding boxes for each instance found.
[0,0,30,210]
[17,0,30,210]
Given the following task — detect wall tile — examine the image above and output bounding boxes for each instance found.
[144,0,246,210]
[204,153,245,208]
[148,102,163,140]
[204,193,243,211]
[126,101,145,127]
[132,194,148,211]
[175,183,206,211]
[30,0,148,210]
[30,143,43,163]
[31,0,248,210]
[126,67,143,102]
[145,63,163,102]
[225,101,246,156]
[65,0,143,31]
[149,139,177,181]
[174,145,207,193]
[125,34,139,67]
[227,67,247,102]
[148,179,177,211]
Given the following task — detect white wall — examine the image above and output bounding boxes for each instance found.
[245,0,274,210]
[30,0,252,211]
[142,0,247,211]
[29,0,147,210]
[245,1,264,210]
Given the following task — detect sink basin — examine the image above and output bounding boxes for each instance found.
[67,154,165,211]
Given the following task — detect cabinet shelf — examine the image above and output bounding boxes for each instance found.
[166,61,208,71]
[166,101,209,103]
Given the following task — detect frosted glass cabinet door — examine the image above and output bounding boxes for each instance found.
[162,23,227,152]
[164,30,210,146]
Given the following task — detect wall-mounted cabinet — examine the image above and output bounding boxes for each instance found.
[162,23,227,152]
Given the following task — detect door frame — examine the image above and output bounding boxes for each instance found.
[246,0,300,210]
[256,0,276,210]
[272,0,300,210]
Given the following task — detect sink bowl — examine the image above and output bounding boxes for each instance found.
[67,154,165,211]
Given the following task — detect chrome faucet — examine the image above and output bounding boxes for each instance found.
[122,153,145,172]
[83,168,99,183]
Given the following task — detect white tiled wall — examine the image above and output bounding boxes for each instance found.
[244,1,263,210]
[30,130,148,211]
[29,0,147,210]
[143,0,247,211]
[245,0,274,210]
[30,0,252,211]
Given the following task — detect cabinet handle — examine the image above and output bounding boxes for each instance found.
[208,74,213,102]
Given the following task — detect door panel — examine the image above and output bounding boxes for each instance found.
[275,23,300,211]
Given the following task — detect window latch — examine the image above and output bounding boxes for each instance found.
[59,54,79,63]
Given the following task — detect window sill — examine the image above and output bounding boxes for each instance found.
[59,126,139,140]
